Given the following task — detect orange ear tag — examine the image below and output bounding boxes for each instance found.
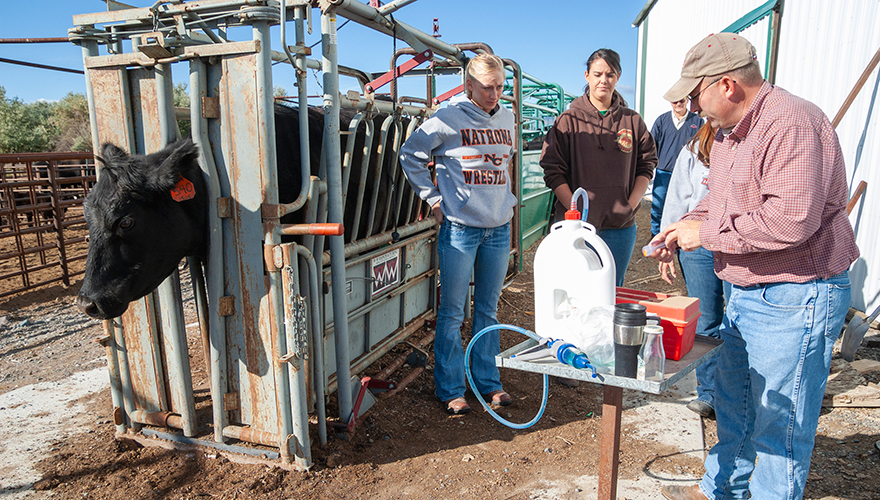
[170,177,196,202]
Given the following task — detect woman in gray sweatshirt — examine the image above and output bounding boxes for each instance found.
[657,122,724,419]
[399,53,517,415]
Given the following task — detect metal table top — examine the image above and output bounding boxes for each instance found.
[497,334,722,394]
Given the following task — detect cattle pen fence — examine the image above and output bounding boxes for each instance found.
[0,152,96,298]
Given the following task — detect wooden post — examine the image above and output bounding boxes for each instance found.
[598,385,623,500]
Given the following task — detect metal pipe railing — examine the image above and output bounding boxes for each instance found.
[366,115,394,238]
[400,117,422,224]
[112,319,139,432]
[321,218,437,266]
[340,112,365,221]
[252,13,303,465]
[291,243,328,445]
[190,57,229,443]
[280,255,311,465]
[349,117,375,242]
[276,1,313,218]
[155,60,198,438]
[99,323,127,434]
[322,0,464,65]
[321,8,354,428]
[380,117,405,231]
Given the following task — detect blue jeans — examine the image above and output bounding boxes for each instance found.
[699,272,851,500]
[650,169,672,236]
[678,247,725,407]
[434,220,510,402]
[597,224,637,287]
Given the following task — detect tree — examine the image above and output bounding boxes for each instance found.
[173,82,192,139]
[0,86,56,153]
[52,92,92,152]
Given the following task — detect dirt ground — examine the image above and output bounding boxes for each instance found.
[1,199,879,499]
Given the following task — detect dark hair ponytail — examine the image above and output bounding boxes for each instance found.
[584,48,628,108]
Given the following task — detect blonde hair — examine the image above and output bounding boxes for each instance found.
[465,53,505,98]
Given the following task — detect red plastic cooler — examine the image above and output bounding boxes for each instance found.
[615,287,701,361]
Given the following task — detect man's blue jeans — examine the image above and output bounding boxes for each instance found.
[678,247,725,408]
[597,224,637,287]
[699,272,851,500]
[434,220,510,402]
[650,169,673,236]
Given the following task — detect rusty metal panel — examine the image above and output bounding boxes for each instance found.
[87,65,168,416]
[120,295,166,412]
[129,67,164,154]
[205,60,246,425]
[87,68,134,151]
[216,52,278,433]
[84,52,154,70]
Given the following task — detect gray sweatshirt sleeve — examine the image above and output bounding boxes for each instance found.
[660,146,696,231]
[399,118,450,208]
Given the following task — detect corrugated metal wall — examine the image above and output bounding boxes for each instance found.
[778,1,880,313]
[635,1,763,126]
[636,0,880,314]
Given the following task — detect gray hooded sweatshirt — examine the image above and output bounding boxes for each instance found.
[399,94,517,228]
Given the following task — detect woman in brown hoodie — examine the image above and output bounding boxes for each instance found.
[540,48,657,286]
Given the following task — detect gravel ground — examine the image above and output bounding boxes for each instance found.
[1,201,879,499]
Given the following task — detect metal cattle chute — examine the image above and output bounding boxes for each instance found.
[69,0,543,469]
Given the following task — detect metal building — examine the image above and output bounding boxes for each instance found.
[633,0,880,314]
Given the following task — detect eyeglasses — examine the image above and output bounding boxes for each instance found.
[688,77,723,104]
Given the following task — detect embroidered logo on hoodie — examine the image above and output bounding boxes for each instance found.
[460,128,513,146]
[617,129,634,153]
[463,169,507,185]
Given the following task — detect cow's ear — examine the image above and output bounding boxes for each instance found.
[151,139,200,192]
[96,143,128,182]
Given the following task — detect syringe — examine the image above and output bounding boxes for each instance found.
[641,241,667,256]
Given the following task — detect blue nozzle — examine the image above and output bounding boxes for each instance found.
[548,340,598,377]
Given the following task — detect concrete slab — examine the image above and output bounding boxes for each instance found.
[624,369,705,470]
[523,371,708,499]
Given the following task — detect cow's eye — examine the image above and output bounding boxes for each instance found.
[119,218,134,230]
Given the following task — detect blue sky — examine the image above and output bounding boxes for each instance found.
[1,0,648,105]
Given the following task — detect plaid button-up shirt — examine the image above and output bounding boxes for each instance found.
[684,82,859,287]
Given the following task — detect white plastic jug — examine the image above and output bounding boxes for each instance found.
[533,216,616,350]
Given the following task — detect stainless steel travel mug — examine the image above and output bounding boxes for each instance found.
[613,303,647,378]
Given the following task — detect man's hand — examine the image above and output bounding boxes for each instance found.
[645,234,675,263]
[431,201,443,224]
[665,220,704,251]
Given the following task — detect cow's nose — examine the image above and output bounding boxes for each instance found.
[76,294,102,319]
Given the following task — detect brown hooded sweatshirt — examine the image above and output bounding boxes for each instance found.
[540,93,657,228]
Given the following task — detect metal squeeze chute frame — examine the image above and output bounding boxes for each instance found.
[68,0,536,469]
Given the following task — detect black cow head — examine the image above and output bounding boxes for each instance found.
[77,139,207,319]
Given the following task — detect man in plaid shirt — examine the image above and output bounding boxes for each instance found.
[650,33,859,500]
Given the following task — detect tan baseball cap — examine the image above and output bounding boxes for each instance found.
[664,33,758,102]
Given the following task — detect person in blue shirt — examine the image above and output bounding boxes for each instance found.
[649,97,703,237]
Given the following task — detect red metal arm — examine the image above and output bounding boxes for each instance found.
[365,50,433,93]
[433,84,464,105]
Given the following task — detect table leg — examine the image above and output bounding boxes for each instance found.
[598,385,623,500]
